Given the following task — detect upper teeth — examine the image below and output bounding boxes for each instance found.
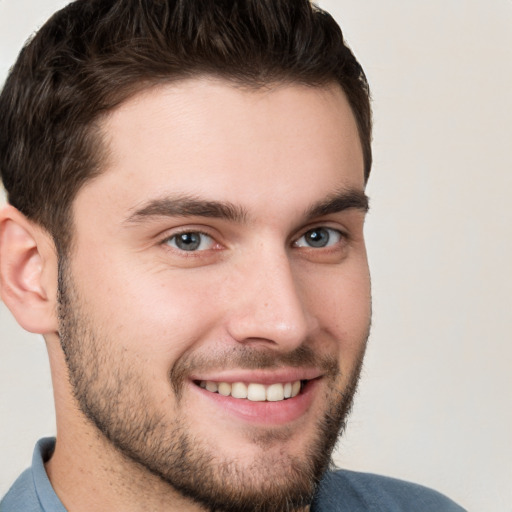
[199,380,302,401]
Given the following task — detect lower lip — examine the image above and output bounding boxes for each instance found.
[190,379,320,426]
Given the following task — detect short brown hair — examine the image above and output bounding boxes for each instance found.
[0,0,371,252]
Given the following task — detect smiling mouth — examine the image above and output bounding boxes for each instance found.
[194,380,308,402]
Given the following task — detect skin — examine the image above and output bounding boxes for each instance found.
[0,79,371,511]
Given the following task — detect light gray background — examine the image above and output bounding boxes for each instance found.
[1,1,511,511]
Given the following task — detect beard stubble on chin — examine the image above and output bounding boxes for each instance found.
[56,260,368,512]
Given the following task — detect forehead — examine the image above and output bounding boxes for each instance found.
[76,78,364,221]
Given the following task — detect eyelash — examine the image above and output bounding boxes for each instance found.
[161,226,347,254]
[162,230,217,253]
[294,227,347,250]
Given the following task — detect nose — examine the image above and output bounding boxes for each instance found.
[225,247,318,350]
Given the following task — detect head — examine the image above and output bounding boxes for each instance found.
[0,1,372,511]
[0,0,371,254]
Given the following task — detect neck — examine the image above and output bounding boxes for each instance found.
[46,428,205,512]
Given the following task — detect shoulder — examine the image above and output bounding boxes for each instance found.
[312,469,467,512]
[1,467,43,512]
[1,438,65,512]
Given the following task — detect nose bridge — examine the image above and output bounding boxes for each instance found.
[226,243,317,348]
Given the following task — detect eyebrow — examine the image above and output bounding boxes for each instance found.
[124,195,248,224]
[124,188,369,226]
[306,188,369,219]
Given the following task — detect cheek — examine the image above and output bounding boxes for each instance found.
[301,260,371,351]
[72,252,226,369]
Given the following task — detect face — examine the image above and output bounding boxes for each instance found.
[58,79,371,511]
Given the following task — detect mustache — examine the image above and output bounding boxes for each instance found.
[170,344,340,398]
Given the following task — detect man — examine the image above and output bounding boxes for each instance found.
[0,1,465,511]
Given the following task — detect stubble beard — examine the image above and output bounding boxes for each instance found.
[57,260,368,512]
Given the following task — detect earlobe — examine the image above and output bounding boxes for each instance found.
[0,205,59,334]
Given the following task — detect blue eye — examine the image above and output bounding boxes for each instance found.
[165,232,214,252]
[295,227,342,248]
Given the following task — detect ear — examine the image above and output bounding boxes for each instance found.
[0,205,59,334]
